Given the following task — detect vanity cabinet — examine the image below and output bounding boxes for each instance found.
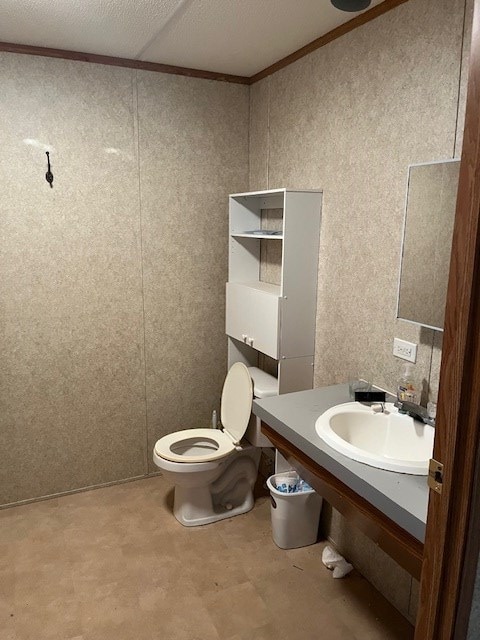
[226,188,322,395]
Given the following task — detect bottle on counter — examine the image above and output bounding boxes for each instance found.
[397,363,418,405]
[427,387,438,421]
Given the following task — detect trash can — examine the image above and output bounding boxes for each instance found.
[266,473,323,549]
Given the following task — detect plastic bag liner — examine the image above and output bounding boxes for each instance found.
[266,474,322,549]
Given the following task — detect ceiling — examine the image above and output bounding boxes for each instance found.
[1,0,386,77]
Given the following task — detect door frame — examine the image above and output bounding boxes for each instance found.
[415,1,480,636]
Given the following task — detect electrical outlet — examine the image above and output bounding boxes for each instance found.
[393,338,417,363]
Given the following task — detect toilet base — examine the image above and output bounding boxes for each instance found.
[172,449,261,527]
[173,482,255,526]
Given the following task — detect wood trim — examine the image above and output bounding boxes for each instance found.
[0,1,410,85]
[262,423,424,580]
[415,1,480,637]
[249,0,410,84]
[0,41,250,85]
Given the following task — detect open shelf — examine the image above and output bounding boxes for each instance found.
[231,232,284,240]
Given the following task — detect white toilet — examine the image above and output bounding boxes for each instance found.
[153,362,263,527]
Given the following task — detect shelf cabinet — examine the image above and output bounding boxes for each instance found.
[226,188,322,383]
[226,189,322,452]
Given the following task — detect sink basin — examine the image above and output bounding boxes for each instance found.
[315,402,434,475]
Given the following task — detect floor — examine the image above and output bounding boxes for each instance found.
[0,476,415,640]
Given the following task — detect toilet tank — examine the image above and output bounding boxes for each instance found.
[246,367,278,447]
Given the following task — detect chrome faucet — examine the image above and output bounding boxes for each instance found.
[371,402,386,413]
[398,400,435,427]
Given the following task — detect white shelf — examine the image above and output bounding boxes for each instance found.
[230,188,322,198]
[227,188,322,385]
[231,232,284,240]
[236,281,281,295]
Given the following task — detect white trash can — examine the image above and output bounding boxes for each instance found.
[266,473,323,549]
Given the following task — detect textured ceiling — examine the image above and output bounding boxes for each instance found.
[0,0,386,76]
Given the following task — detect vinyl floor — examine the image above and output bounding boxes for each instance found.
[0,476,415,639]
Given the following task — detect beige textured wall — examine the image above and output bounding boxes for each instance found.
[136,72,249,472]
[249,0,469,621]
[0,54,249,505]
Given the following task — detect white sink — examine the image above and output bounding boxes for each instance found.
[315,402,434,475]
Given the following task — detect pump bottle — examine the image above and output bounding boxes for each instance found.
[397,363,418,405]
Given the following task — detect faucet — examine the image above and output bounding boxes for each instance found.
[398,400,435,427]
[371,402,386,413]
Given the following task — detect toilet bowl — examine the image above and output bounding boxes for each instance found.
[153,362,262,527]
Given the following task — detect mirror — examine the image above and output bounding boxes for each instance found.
[397,159,460,331]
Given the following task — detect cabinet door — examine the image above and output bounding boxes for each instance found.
[226,283,279,359]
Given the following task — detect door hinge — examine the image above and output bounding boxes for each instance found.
[428,458,444,494]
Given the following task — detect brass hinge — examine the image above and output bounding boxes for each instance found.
[428,458,444,494]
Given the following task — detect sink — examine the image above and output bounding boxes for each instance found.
[315,402,434,475]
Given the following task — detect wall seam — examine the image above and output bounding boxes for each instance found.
[453,0,469,156]
[133,69,151,475]
[267,76,271,189]
[407,576,414,621]
[247,81,252,189]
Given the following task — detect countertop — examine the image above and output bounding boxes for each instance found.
[253,383,430,542]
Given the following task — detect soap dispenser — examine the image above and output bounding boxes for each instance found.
[397,363,418,405]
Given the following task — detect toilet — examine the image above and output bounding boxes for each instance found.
[153,362,264,527]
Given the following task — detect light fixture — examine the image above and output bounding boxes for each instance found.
[331,0,372,11]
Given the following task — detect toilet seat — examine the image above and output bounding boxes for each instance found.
[154,362,253,464]
[155,428,237,463]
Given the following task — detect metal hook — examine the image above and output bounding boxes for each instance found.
[45,151,54,188]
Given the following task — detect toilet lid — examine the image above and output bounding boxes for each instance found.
[221,362,253,445]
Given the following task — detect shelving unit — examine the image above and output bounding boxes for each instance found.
[226,188,322,402]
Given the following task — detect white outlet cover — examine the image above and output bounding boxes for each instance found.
[393,338,417,363]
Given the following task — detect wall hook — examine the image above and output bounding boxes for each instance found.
[45,151,54,188]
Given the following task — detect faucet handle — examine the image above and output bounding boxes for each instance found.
[398,401,435,426]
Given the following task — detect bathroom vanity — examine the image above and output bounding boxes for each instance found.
[253,383,429,580]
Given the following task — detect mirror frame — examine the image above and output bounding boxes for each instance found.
[396,157,460,332]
